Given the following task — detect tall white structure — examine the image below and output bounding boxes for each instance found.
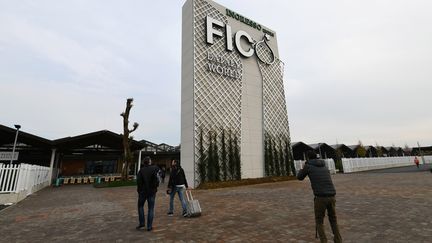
[182,0,291,187]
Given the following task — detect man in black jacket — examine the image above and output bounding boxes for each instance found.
[136,156,159,231]
[297,151,342,243]
[167,159,188,217]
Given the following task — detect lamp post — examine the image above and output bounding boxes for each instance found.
[10,124,21,165]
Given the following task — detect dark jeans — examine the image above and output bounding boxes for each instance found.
[138,192,156,230]
[314,196,342,243]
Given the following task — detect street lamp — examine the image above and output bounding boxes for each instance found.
[10,124,21,165]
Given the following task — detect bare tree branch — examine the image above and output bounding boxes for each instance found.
[120,98,139,181]
[129,122,139,133]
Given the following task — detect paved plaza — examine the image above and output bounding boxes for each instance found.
[1,167,431,242]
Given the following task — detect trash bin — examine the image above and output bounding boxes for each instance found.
[96,177,101,184]
[55,178,63,187]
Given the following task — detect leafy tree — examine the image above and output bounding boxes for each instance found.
[335,148,344,172]
[213,132,220,181]
[264,135,270,176]
[207,131,215,181]
[274,139,281,176]
[279,138,285,176]
[268,138,274,176]
[376,143,383,157]
[221,129,228,181]
[228,130,235,180]
[197,129,207,183]
[357,140,367,157]
[404,144,411,156]
[233,135,241,180]
[120,98,139,181]
[284,138,293,176]
[289,152,296,176]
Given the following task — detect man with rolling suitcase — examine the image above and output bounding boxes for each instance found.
[167,159,189,217]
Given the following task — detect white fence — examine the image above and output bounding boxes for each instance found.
[341,156,432,173]
[420,155,432,164]
[0,163,50,204]
[294,159,337,174]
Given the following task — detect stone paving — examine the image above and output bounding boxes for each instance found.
[1,168,432,242]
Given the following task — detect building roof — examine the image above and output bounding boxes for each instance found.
[308,143,322,149]
[347,145,360,150]
[54,130,145,151]
[292,141,313,149]
[308,143,335,151]
[0,124,53,148]
[330,144,351,150]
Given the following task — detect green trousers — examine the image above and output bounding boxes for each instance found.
[314,196,342,243]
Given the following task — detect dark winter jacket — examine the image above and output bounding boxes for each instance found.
[168,166,188,189]
[137,164,159,196]
[297,159,336,197]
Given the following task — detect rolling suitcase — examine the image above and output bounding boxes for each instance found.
[185,190,202,217]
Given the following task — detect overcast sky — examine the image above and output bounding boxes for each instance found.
[0,0,431,147]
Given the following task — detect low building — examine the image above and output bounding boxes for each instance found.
[54,130,145,177]
[364,146,378,157]
[0,124,54,166]
[1,124,180,181]
[308,143,336,159]
[291,142,314,160]
[412,146,432,156]
[330,144,354,158]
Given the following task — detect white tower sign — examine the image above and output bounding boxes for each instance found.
[182,0,292,187]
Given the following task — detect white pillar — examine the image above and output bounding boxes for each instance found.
[48,149,56,185]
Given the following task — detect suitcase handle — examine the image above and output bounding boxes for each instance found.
[185,190,194,201]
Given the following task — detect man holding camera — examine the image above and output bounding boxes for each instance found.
[297,151,342,243]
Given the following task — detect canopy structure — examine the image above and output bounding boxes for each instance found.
[53,130,146,177]
[291,142,314,160]
[330,144,354,158]
[412,146,432,156]
[364,146,378,157]
[308,143,336,159]
[0,124,52,149]
[139,140,180,170]
[54,130,145,152]
[0,124,53,166]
